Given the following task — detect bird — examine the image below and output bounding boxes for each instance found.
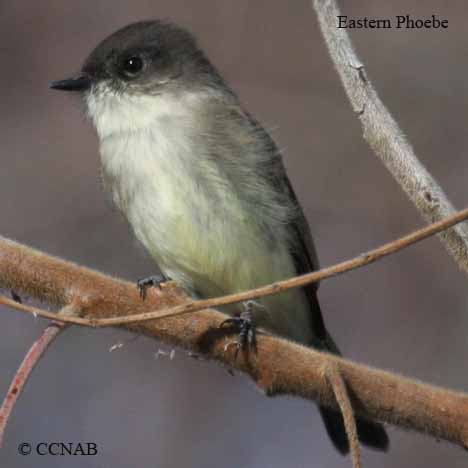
[50,20,389,455]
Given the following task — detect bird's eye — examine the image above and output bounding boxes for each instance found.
[121,56,144,77]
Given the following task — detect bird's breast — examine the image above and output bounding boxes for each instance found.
[98,122,246,291]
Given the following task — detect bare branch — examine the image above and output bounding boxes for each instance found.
[0,304,79,445]
[325,364,361,468]
[2,206,468,328]
[1,233,468,449]
[312,0,468,273]
[0,295,92,326]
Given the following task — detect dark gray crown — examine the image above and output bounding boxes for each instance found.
[82,20,226,92]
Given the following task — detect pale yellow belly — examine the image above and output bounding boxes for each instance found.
[130,195,313,344]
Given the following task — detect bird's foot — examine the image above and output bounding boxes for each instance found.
[137,274,171,300]
[220,301,260,358]
[11,290,22,304]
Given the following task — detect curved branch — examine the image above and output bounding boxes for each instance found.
[0,303,80,445]
[312,0,468,273]
[0,320,66,445]
[1,235,468,449]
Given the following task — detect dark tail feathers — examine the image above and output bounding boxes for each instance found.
[306,293,389,453]
[319,406,389,455]
[318,330,389,454]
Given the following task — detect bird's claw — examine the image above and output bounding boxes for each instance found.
[220,305,257,358]
[11,290,22,304]
[137,274,171,300]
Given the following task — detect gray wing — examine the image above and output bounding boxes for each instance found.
[272,155,328,342]
[244,113,390,452]
[214,102,327,342]
[249,115,328,342]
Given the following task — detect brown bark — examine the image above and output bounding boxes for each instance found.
[1,235,468,450]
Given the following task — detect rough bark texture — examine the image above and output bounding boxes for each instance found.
[1,235,468,450]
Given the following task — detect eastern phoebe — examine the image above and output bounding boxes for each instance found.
[50,20,388,455]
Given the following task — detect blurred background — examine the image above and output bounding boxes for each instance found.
[1,0,467,467]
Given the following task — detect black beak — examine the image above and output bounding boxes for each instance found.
[50,73,91,92]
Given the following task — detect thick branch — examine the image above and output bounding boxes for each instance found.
[1,236,468,449]
[312,0,468,273]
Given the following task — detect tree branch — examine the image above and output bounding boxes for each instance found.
[0,303,80,446]
[325,364,361,468]
[1,229,468,449]
[312,0,468,273]
[0,320,66,445]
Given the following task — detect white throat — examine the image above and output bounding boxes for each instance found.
[86,85,199,139]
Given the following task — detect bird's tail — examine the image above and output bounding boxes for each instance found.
[317,330,389,454]
[309,295,389,454]
[319,402,389,455]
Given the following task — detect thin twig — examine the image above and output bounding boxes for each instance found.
[312,0,468,273]
[0,295,90,326]
[3,206,468,327]
[325,364,361,468]
[0,304,79,446]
